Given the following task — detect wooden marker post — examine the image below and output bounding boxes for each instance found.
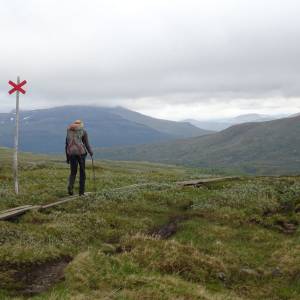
[8,76,27,195]
[14,76,20,195]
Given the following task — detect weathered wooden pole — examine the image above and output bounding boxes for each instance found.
[13,76,20,195]
[8,76,27,195]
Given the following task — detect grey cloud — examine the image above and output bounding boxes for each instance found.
[1,0,300,118]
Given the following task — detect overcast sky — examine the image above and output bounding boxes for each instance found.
[1,0,300,120]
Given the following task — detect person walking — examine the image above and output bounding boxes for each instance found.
[65,120,93,196]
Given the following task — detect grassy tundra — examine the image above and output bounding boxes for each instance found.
[0,147,300,299]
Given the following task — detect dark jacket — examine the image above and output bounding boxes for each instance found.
[65,129,93,159]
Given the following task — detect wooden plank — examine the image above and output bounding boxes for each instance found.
[40,192,92,210]
[0,193,94,221]
[0,205,33,214]
[176,176,239,186]
[0,205,41,221]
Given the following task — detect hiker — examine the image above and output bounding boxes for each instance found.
[65,120,93,196]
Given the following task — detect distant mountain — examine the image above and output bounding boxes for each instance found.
[107,107,212,138]
[184,119,231,131]
[95,115,300,174]
[0,106,211,153]
[184,113,285,131]
[288,112,300,118]
[230,113,273,123]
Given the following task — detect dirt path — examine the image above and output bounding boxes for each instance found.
[150,215,190,239]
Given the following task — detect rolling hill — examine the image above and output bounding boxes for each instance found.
[0,106,210,153]
[95,115,300,174]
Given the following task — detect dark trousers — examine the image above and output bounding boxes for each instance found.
[68,154,87,195]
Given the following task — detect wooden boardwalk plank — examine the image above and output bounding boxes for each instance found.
[176,176,239,186]
[0,194,91,221]
[0,205,41,221]
[40,192,92,210]
[0,205,34,214]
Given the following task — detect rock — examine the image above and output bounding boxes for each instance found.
[271,267,282,277]
[217,272,226,281]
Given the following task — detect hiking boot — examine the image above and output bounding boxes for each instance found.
[68,186,74,196]
[79,187,85,196]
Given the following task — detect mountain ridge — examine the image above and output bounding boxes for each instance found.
[94,115,300,174]
[107,106,212,138]
[0,105,211,153]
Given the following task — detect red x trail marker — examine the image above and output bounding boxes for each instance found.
[8,76,28,195]
[8,79,27,95]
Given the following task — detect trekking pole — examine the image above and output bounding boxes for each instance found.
[91,155,97,193]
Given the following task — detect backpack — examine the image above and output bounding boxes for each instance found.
[66,126,86,155]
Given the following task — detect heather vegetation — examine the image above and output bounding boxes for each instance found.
[0,148,300,299]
